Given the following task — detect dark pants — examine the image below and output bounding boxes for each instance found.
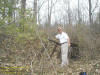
[79,72,86,75]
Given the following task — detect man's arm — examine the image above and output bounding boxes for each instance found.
[48,39,60,45]
[67,37,70,47]
[64,33,70,47]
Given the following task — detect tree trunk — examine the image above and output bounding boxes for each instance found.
[48,0,53,26]
[48,0,50,26]
[78,0,81,24]
[68,0,71,25]
[88,0,92,25]
[34,0,38,24]
[99,7,100,25]
[21,0,26,18]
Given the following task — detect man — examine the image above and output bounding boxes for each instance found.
[55,27,70,67]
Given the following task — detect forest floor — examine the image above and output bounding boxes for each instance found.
[0,49,100,75]
[31,56,100,75]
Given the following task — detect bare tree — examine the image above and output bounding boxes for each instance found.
[63,0,71,25]
[37,0,47,25]
[92,0,99,13]
[48,0,58,26]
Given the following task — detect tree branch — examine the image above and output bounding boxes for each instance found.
[92,0,99,13]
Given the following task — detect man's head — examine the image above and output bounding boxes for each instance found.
[57,27,62,34]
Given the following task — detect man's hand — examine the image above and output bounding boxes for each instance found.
[68,43,71,47]
[67,38,71,47]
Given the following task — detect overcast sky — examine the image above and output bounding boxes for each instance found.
[26,0,100,24]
